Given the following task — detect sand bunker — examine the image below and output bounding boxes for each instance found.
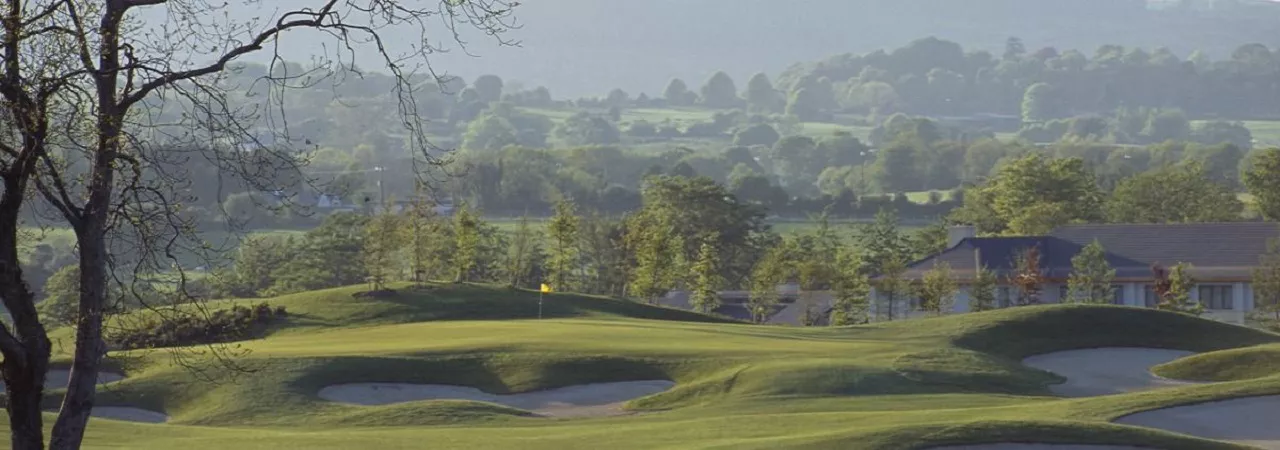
[931,445,1155,450]
[319,380,676,418]
[90,406,169,424]
[1116,395,1280,450]
[0,369,125,393]
[1022,348,1199,397]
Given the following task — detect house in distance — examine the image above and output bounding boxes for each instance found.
[882,222,1280,323]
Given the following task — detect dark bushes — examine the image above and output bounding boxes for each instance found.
[111,302,287,350]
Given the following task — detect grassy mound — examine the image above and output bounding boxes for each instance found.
[1153,343,1280,382]
[945,305,1280,358]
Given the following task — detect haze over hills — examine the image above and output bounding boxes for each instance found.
[181,0,1280,97]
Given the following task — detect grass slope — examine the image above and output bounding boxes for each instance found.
[14,292,1280,449]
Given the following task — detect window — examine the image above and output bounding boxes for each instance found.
[1143,285,1158,308]
[1198,285,1234,310]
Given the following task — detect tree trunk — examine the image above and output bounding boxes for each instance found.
[0,197,53,450]
[47,227,109,450]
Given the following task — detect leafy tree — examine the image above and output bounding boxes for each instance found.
[1253,238,1280,321]
[505,215,541,289]
[1142,109,1191,143]
[362,210,406,290]
[664,78,691,106]
[265,213,369,296]
[909,221,950,260]
[869,141,918,194]
[1066,240,1116,304]
[1021,82,1062,123]
[1154,263,1203,316]
[1192,121,1253,149]
[462,114,519,152]
[453,204,481,283]
[605,88,630,107]
[634,176,769,284]
[689,234,724,314]
[917,261,958,315]
[700,71,741,109]
[473,74,505,103]
[1245,148,1280,220]
[579,214,628,297]
[1106,163,1243,223]
[744,72,782,113]
[785,87,826,121]
[38,265,82,326]
[546,199,582,291]
[554,112,622,146]
[955,155,1102,235]
[970,265,998,312]
[733,123,781,148]
[626,210,686,304]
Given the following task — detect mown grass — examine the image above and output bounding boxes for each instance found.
[16,286,1278,449]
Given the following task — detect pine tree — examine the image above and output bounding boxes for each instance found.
[689,234,723,314]
[874,253,910,321]
[830,246,871,325]
[1253,238,1280,321]
[547,199,581,291]
[1155,263,1203,316]
[970,265,998,312]
[362,209,404,290]
[1066,240,1116,304]
[1009,246,1044,306]
[748,242,789,323]
[917,261,958,315]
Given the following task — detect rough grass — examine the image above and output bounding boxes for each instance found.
[13,290,1278,449]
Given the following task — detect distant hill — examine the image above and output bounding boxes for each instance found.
[144,1,1280,97]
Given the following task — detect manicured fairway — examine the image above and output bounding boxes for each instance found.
[12,284,1280,449]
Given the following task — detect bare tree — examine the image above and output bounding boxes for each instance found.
[0,1,517,449]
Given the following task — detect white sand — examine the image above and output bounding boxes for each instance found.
[1023,348,1280,448]
[89,406,169,424]
[319,380,676,418]
[1021,348,1199,397]
[931,445,1154,450]
[0,369,125,393]
[1116,395,1280,450]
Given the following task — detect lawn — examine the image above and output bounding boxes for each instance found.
[16,283,1280,449]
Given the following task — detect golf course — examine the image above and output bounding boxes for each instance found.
[8,283,1280,449]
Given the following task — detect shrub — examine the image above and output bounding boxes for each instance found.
[110,302,287,350]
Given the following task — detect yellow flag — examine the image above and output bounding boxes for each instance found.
[540,283,553,293]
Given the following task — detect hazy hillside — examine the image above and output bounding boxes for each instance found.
[207,0,1280,98]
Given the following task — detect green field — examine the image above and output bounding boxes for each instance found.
[17,283,1280,449]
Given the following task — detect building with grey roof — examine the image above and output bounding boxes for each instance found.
[880,222,1280,323]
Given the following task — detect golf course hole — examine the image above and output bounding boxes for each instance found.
[931,445,1157,450]
[319,380,676,418]
[88,406,169,424]
[1021,348,1200,397]
[1115,395,1280,449]
[0,369,126,392]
